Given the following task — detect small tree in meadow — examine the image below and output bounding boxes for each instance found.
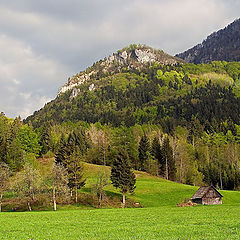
[110,151,136,208]
[92,171,109,208]
[66,149,86,203]
[12,161,42,211]
[52,163,69,211]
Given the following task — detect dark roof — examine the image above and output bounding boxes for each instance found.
[191,186,223,199]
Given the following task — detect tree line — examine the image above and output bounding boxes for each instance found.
[0,113,137,211]
[1,112,240,196]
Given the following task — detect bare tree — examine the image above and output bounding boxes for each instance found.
[88,125,110,165]
[0,163,10,212]
[52,163,69,211]
[12,163,41,211]
[92,171,109,208]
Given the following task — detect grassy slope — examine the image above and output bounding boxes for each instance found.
[83,163,239,207]
[82,163,197,207]
[0,162,239,240]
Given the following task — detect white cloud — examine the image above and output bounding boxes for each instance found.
[12,79,20,85]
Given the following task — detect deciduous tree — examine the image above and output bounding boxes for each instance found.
[92,171,109,208]
[0,163,10,212]
[51,163,69,211]
[12,161,42,211]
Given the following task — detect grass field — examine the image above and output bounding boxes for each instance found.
[0,205,239,239]
[0,163,239,239]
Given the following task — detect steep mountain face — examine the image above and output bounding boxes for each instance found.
[58,45,184,96]
[176,18,240,63]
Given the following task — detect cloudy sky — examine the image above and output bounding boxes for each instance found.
[0,0,239,119]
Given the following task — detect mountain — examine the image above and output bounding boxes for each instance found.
[25,43,240,132]
[176,18,240,63]
[58,44,184,96]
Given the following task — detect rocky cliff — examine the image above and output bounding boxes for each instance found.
[58,45,184,96]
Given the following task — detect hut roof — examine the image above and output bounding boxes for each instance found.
[191,186,223,199]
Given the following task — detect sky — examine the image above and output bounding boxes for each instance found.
[0,0,239,119]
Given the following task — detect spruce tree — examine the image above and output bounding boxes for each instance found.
[65,149,85,203]
[110,151,136,208]
[162,137,176,180]
[138,134,150,171]
[55,134,68,165]
[151,136,163,175]
[55,128,88,166]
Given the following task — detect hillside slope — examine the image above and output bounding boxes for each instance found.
[25,59,240,131]
[83,163,240,207]
[176,18,240,63]
[1,162,240,240]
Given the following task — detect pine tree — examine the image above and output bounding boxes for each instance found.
[66,149,85,203]
[55,134,68,165]
[55,128,88,166]
[138,134,150,171]
[162,137,176,180]
[151,136,163,175]
[40,123,52,155]
[110,151,136,208]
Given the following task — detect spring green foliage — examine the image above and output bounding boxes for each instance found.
[12,161,42,210]
[1,60,240,205]
[25,61,240,130]
[17,125,41,156]
[0,114,25,171]
[1,112,240,190]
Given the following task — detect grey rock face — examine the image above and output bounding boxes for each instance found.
[57,45,183,99]
[70,88,80,100]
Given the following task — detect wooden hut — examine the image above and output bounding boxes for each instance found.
[191,186,223,205]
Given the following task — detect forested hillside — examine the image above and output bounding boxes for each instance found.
[3,44,240,191]
[26,60,240,132]
[176,18,240,63]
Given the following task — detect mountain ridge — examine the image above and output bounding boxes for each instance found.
[58,44,184,96]
[176,18,240,63]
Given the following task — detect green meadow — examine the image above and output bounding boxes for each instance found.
[0,163,239,240]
